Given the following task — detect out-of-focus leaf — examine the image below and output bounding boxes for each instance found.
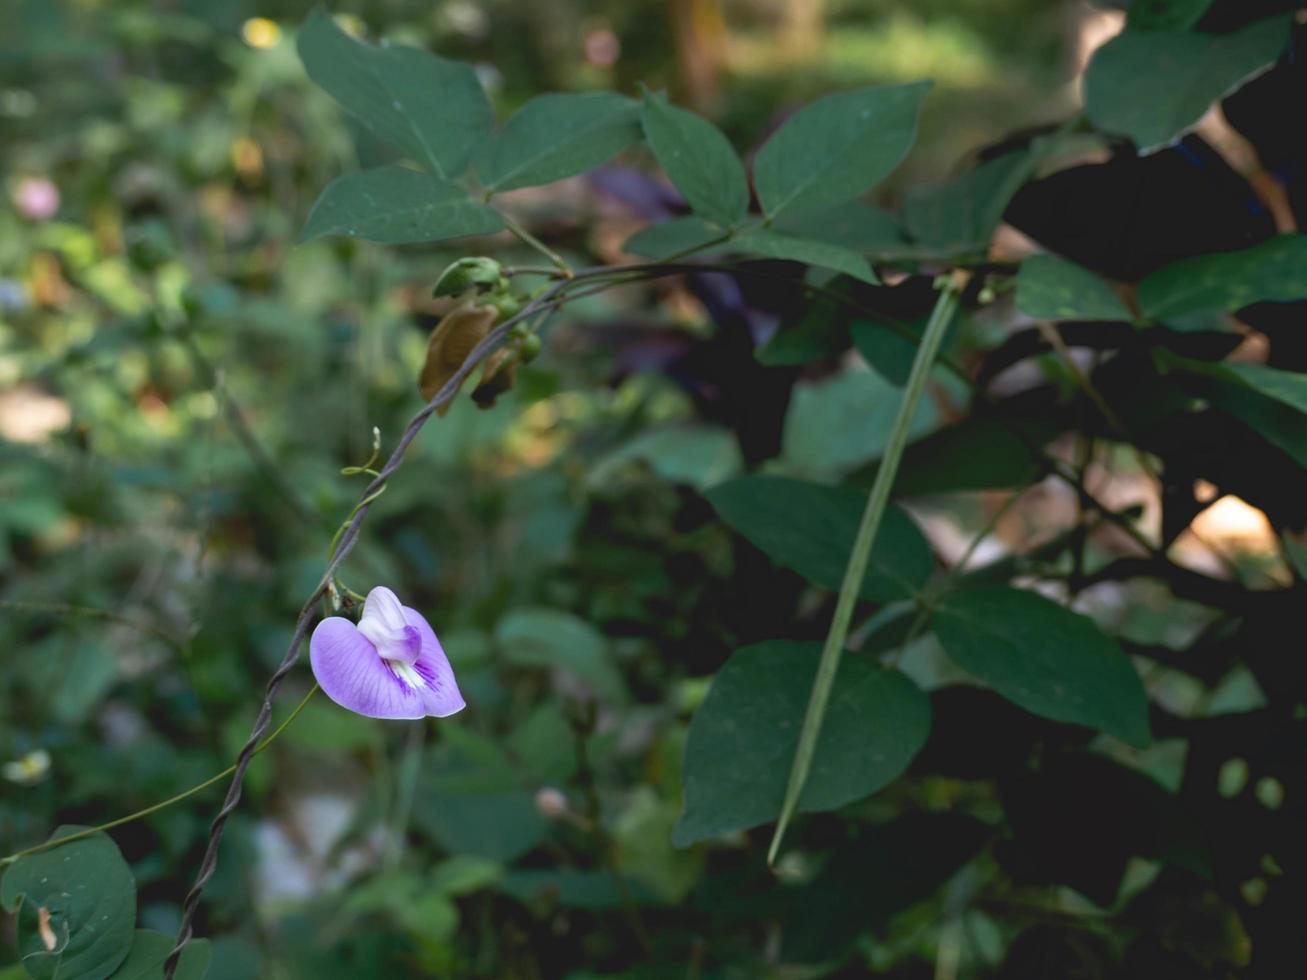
[105,930,210,980]
[478,93,640,192]
[297,167,504,244]
[903,149,1035,254]
[1016,253,1133,321]
[707,475,933,600]
[1084,16,1287,151]
[932,587,1152,748]
[782,367,936,475]
[588,425,744,490]
[674,641,930,845]
[754,82,932,219]
[494,607,623,701]
[1137,235,1307,320]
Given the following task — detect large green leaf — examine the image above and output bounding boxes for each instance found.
[641,93,749,228]
[1128,0,1213,30]
[297,166,504,244]
[902,149,1035,255]
[674,640,930,845]
[754,81,931,220]
[622,215,727,259]
[477,92,640,192]
[1137,235,1307,320]
[1016,253,1132,322]
[107,931,210,980]
[1,828,136,980]
[1084,16,1287,151]
[735,229,877,284]
[1224,361,1307,415]
[772,200,905,254]
[932,587,1151,748]
[297,10,491,176]
[706,475,934,601]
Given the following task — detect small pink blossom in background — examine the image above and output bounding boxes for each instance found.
[13,177,59,221]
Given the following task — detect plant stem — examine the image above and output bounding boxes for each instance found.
[0,685,319,868]
[502,214,573,277]
[766,277,963,866]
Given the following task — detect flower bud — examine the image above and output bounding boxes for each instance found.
[535,786,570,819]
[433,257,505,298]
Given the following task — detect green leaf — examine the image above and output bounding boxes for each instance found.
[734,229,878,285]
[903,149,1036,255]
[494,607,624,701]
[1128,0,1214,30]
[757,290,851,367]
[297,166,504,244]
[622,215,726,259]
[1224,361,1307,415]
[1084,16,1287,151]
[782,367,937,475]
[1137,235,1307,320]
[1,828,136,980]
[1016,253,1132,322]
[106,931,210,980]
[477,92,640,192]
[772,200,906,254]
[297,10,491,176]
[414,728,548,862]
[754,81,932,220]
[640,93,749,227]
[932,587,1151,748]
[588,424,744,491]
[674,640,930,845]
[706,475,934,601]
[429,856,503,897]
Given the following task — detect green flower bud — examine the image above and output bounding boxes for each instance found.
[518,333,542,362]
[433,257,505,298]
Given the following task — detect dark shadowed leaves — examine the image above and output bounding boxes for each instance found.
[706,475,934,600]
[106,931,211,980]
[932,587,1151,747]
[674,641,930,845]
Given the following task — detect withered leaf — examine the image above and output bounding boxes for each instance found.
[419,303,497,414]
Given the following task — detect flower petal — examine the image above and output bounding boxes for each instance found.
[358,586,420,664]
[402,606,466,718]
[310,617,428,720]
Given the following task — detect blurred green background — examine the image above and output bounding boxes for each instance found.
[0,2,1206,977]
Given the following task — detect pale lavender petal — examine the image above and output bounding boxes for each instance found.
[358,586,420,664]
[402,606,466,718]
[310,617,427,720]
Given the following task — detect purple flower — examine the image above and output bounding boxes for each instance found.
[310,586,465,719]
[13,177,59,221]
